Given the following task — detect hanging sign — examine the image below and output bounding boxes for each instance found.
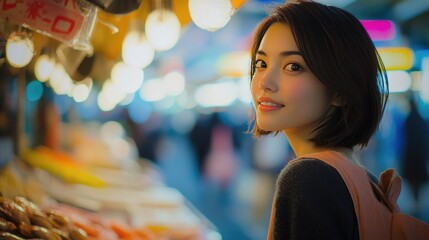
[0,0,84,42]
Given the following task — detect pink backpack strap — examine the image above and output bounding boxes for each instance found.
[300,151,392,240]
[371,169,429,240]
[371,169,402,213]
[299,151,429,240]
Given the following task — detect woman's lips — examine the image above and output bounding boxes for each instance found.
[257,96,284,112]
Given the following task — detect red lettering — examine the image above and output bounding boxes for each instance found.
[2,0,18,11]
[63,0,76,9]
[26,1,43,20]
[51,16,75,34]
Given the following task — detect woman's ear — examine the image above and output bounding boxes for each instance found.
[331,93,347,107]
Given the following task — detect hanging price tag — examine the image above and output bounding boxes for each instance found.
[0,0,84,42]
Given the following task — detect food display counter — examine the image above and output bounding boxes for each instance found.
[0,143,221,240]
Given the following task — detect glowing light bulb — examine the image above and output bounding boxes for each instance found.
[111,61,144,94]
[189,0,234,32]
[122,31,155,69]
[6,31,34,68]
[73,83,90,102]
[145,9,181,51]
[35,54,55,82]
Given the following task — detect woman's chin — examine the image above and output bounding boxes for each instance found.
[258,125,283,133]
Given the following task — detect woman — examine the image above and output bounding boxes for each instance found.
[249,0,388,239]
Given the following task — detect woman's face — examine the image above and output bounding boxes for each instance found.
[251,22,334,135]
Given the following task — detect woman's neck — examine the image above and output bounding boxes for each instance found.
[283,129,354,159]
[283,127,322,158]
[284,131,323,158]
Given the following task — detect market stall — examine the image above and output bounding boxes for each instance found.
[0,0,250,239]
[1,142,220,240]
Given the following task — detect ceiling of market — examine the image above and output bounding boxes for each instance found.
[1,0,429,88]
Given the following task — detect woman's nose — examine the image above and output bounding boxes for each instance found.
[259,67,279,92]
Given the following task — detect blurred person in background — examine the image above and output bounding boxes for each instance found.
[190,112,238,187]
[248,0,389,238]
[124,109,162,162]
[189,113,215,175]
[400,96,429,217]
[203,113,238,189]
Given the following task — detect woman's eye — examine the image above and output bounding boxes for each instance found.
[284,63,302,72]
[254,60,267,68]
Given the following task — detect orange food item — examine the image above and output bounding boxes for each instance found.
[133,227,158,240]
[110,222,133,238]
[73,221,99,237]
[36,146,81,168]
[111,222,159,240]
[145,225,169,234]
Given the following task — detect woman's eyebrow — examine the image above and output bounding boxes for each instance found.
[280,50,302,57]
[256,50,303,57]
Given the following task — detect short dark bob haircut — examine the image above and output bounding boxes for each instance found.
[249,0,388,148]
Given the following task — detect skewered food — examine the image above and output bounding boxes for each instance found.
[0,193,88,240]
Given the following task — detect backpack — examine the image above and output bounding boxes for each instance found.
[302,151,429,240]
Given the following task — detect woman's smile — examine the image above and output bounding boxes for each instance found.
[257,96,285,112]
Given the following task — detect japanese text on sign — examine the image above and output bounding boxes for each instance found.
[0,0,84,42]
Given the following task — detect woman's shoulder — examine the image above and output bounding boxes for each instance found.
[277,158,348,195]
[274,159,359,240]
[280,157,340,179]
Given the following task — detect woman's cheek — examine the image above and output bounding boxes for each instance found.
[285,81,308,106]
[250,80,259,105]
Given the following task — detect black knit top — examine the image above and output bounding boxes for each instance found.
[272,158,360,240]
